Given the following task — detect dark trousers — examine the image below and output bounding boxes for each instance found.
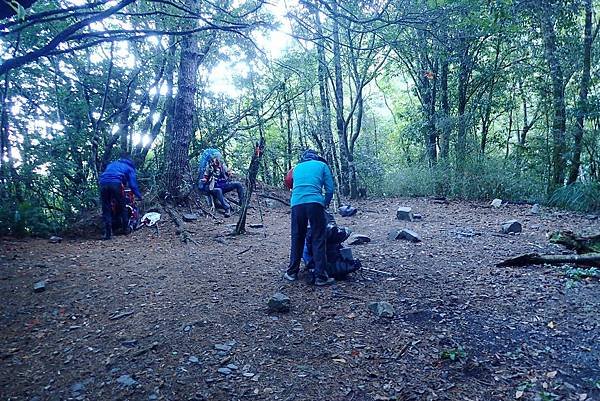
[204,181,245,210]
[100,183,126,234]
[287,203,328,280]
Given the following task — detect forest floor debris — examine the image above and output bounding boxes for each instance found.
[1,197,599,400]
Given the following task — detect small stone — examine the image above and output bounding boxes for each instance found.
[33,281,46,293]
[338,205,358,217]
[148,393,159,401]
[183,325,191,332]
[188,356,199,364]
[501,220,522,234]
[413,213,423,220]
[490,199,502,208]
[242,372,255,377]
[121,340,137,348]
[218,367,232,375]
[182,213,199,222]
[586,214,598,221]
[347,234,370,245]
[368,301,394,318]
[116,374,137,387]
[530,204,540,214]
[49,236,62,243]
[226,364,238,370]
[267,292,290,313]
[70,382,85,394]
[396,207,413,221]
[214,344,232,352]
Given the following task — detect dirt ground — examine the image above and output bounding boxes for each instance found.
[1,197,599,401]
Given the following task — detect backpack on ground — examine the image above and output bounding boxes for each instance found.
[303,213,361,283]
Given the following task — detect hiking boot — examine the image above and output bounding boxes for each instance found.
[315,277,335,286]
[283,272,298,281]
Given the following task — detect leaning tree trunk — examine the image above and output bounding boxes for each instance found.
[568,0,594,184]
[235,138,265,235]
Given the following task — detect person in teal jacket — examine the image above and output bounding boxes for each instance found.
[283,149,335,286]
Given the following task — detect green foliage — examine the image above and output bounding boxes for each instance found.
[0,201,59,237]
[440,346,466,361]
[564,267,600,280]
[382,158,546,202]
[548,183,600,212]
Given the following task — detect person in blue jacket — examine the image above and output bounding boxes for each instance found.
[99,154,142,240]
[283,149,335,286]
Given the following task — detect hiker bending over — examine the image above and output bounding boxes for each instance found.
[99,155,142,240]
[200,155,245,217]
[283,149,335,286]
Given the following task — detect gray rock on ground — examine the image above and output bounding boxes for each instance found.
[267,292,290,313]
[530,204,540,214]
[218,367,232,375]
[33,281,46,293]
[49,236,62,243]
[396,207,413,221]
[347,234,371,245]
[182,213,199,222]
[388,229,421,242]
[490,199,502,208]
[368,301,394,318]
[501,220,522,234]
[116,375,137,387]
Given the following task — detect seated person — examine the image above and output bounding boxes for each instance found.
[200,155,245,217]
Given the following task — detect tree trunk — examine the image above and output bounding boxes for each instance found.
[539,1,567,189]
[164,29,212,199]
[455,37,471,185]
[567,0,594,184]
[439,57,450,161]
[331,0,349,196]
[314,6,341,207]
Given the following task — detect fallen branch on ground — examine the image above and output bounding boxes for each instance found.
[258,193,290,206]
[497,253,600,267]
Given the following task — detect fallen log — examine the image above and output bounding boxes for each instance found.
[548,230,600,253]
[497,253,600,267]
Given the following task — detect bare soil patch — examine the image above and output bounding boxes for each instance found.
[1,197,599,401]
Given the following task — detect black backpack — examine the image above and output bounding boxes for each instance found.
[326,244,362,280]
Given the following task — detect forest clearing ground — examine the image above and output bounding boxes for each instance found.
[1,197,599,401]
